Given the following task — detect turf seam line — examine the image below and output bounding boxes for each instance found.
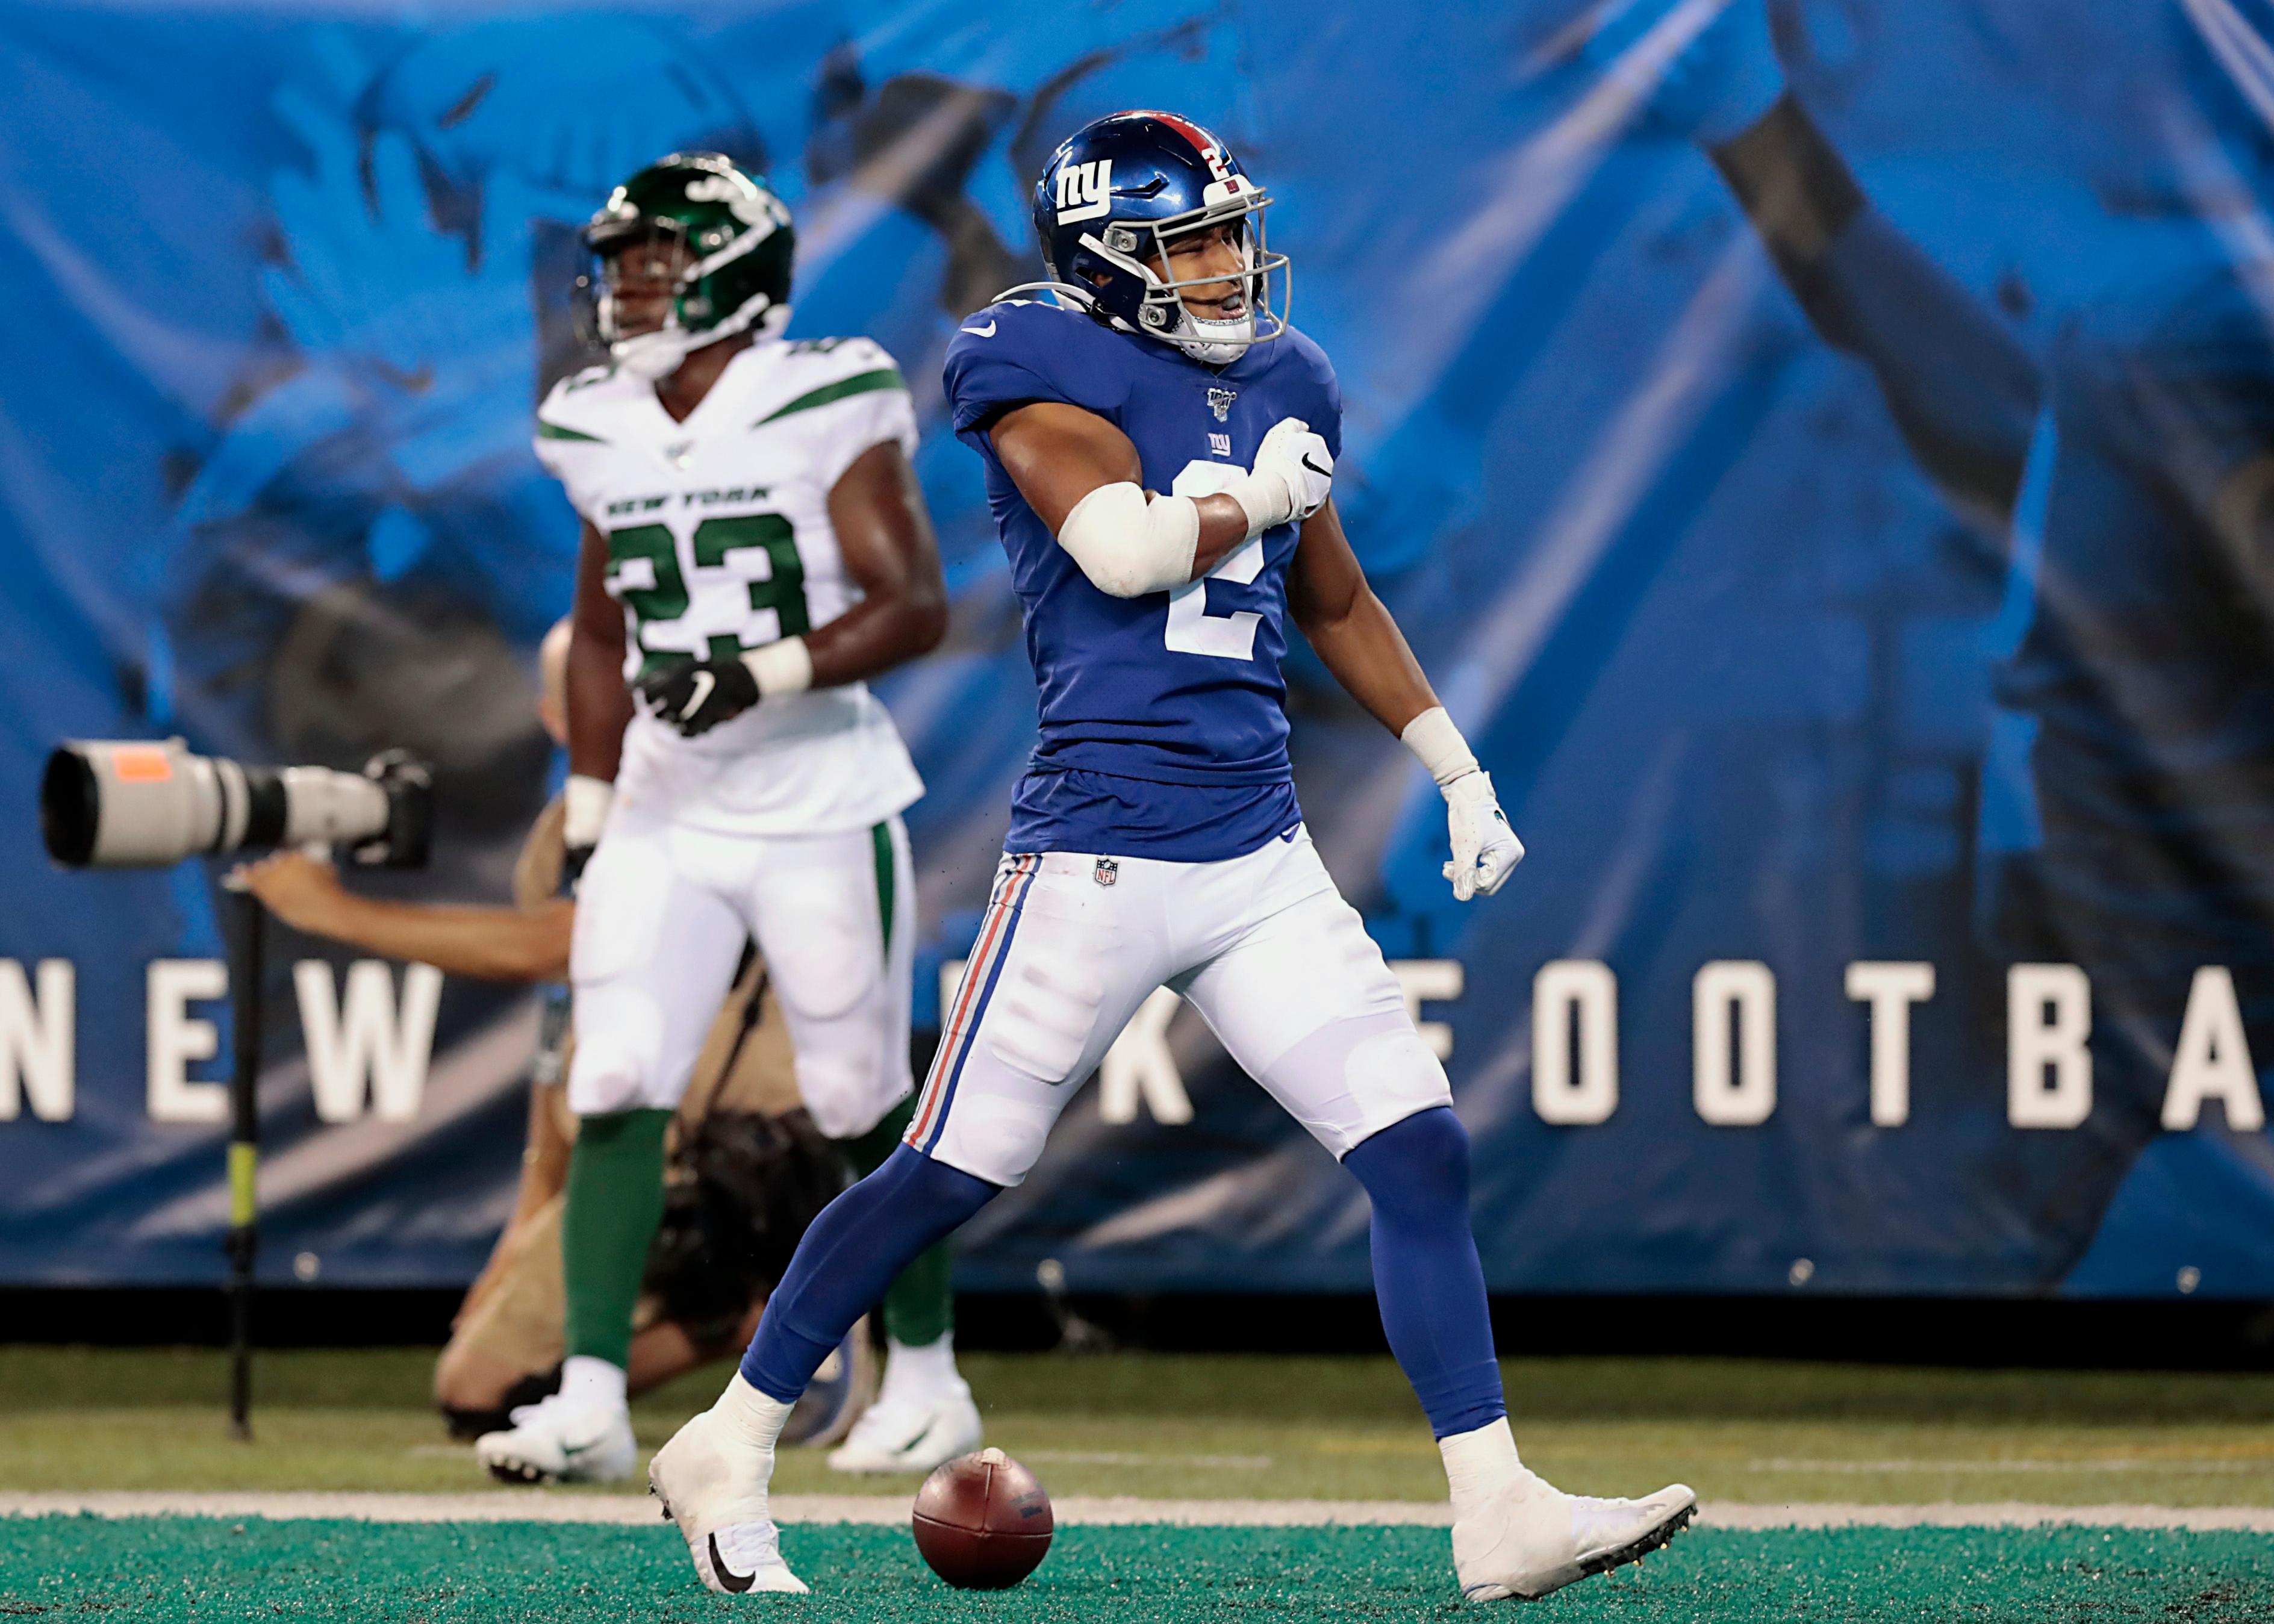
[6,1494,2274,1532]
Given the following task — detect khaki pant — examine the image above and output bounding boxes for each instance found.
[434,797,803,1423]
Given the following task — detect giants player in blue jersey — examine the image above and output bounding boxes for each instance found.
[647,111,1696,1602]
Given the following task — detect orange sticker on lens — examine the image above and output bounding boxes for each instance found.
[109,746,173,783]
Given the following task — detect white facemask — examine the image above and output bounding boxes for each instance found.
[1152,237,1259,365]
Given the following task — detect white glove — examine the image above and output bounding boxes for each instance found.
[1441,770,1524,902]
[1231,416,1334,534]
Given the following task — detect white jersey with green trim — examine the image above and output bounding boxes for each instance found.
[535,336,924,836]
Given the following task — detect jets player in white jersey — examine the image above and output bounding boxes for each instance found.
[475,152,980,1484]
[647,115,1695,1601]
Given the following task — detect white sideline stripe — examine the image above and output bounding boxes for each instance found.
[4,1493,2274,1532]
[1751,1457,2274,1475]
[1703,1502,2274,1532]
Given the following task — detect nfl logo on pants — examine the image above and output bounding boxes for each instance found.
[1093,858,1119,888]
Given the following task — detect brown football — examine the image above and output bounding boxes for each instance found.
[910,1447,1054,1589]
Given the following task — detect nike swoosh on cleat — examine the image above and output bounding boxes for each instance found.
[961,321,997,337]
[708,1532,758,1594]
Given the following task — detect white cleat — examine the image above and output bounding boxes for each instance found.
[473,1391,637,1485]
[1453,1472,1696,1602]
[649,1405,808,1595]
[826,1380,983,1475]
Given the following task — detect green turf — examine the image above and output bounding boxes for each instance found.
[4,1518,2273,1622]
[13,1348,2274,1425]
[6,1349,2274,1505]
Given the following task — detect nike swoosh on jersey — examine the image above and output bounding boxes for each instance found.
[708,1533,758,1594]
[960,321,997,337]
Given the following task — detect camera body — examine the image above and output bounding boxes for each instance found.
[41,739,434,870]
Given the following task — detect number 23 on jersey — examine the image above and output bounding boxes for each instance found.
[605,514,812,674]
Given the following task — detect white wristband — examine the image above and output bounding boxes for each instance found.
[1400,706,1480,789]
[563,773,614,848]
[741,634,814,698]
[1225,467,1296,539]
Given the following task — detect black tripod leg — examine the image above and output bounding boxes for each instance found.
[225,885,263,1442]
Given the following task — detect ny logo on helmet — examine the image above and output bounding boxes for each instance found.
[1055,160,1114,225]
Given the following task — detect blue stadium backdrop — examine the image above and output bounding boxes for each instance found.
[5,0,2274,1297]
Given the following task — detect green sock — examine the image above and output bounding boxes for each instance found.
[561,1108,673,1371]
[839,1096,956,1349]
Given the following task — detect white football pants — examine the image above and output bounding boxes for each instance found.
[568,801,914,1139]
[905,825,1452,1186]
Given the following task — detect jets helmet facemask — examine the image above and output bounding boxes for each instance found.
[579,152,794,381]
[1012,110,1289,366]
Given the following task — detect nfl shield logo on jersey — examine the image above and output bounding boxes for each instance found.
[1094,858,1120,888]
[1207,386,1236,422]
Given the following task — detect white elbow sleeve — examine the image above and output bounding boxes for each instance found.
[1056,482,1199,598]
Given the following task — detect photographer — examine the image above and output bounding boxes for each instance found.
[236,621,864,1442]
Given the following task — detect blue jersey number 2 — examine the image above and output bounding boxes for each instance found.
[1165,459,1268,660]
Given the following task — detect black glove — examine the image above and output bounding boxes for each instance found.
[637,656,759,738]
[560,842,594,891]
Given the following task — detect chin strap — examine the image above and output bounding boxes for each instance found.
[612,294,791,379]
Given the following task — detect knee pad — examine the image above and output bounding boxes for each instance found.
[794,1047,901,1139]
[567,1033,665,1116]
[1345,1026,1453,1112]
[932,1092,1058,1187]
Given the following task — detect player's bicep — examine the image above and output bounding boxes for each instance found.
[827,439,947,609]
[1287,499,1366,634]
[989,402,1145,533]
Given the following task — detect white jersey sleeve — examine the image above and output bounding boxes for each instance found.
[762,337,920,492]
[533,365,624,521]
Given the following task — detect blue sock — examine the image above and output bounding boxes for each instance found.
[1343,1106,1508,1439]
[739,1144,998,1402]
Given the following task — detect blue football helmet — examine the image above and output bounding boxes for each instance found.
[1014,110,1289,364]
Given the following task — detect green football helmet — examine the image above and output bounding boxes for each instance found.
[580,152,795,379]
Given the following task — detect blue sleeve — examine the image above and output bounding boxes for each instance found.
[1315,340,1345,462]
[943,302,1127,444]
[1271,328,1344,461]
